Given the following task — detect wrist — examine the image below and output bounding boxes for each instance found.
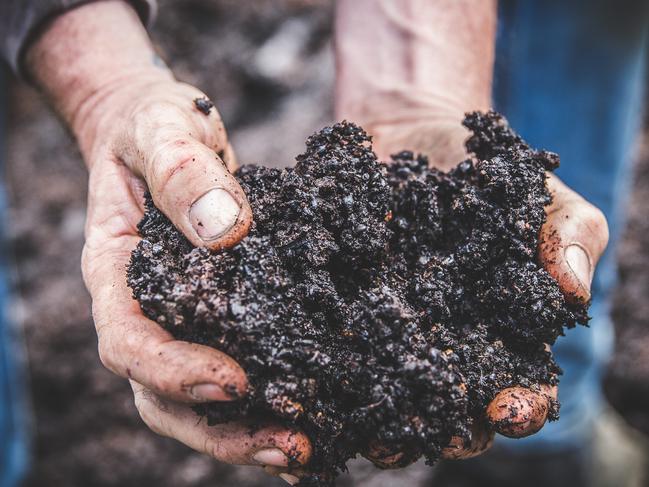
[71,72,172,164]
[368,116,470,170]
[24,1,171,161]
[334,0,496,168]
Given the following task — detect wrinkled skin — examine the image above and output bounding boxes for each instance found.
[78,76,313,469]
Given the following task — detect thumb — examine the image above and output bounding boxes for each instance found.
[539,175,609,304]
[116,94,252,250]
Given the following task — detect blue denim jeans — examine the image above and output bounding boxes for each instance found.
[0,69,30,487]
[494,0,648,450]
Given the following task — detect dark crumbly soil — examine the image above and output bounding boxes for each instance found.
[128,111,588,486]
[194,97,214,115]
[604,134,649,436]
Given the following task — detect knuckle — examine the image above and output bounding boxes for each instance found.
[585,204,609,242]
[145,344,181,395]
[118,325,146,359]
[209,439,238,463]
[150,141,202,195]
[95,319,136,377]
[563,197,607,235]
[131,100,180,128]
[80,244,92,278]
[205,119,227,152]
[96,336,120,374]
[96,321,151,382]
[148,373,176,395]
[81,237,132,292]
[80,244,99,293]
[85,205,140,250]
[134,394,167,436]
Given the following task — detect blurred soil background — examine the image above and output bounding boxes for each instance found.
[604,133,649,438]
[3,1,649,486]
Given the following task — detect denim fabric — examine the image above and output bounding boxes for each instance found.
[0,69,30,486]
[494,0,648,450]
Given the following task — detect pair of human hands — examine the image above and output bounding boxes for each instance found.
[79,77,608,484]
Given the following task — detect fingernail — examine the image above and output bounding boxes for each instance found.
[279,473,300,485]
[565,244,592,290]
[252,448,290,467]
[190,383,226,401]
[189,188,240,242]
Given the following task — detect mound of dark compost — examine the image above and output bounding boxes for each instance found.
[127,111,589,486]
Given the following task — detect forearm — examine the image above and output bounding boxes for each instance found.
[335,0,497,166]
[25,0,171,157]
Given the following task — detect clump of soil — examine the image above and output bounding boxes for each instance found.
[127,111,588,486]
[193,97,215,115]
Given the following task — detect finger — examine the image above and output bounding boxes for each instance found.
[86,236,248,402]
[116,91,252,250]
[441,420,495,460]
[131,381,312,467]
[485,384,557,438]
[88,245,248,402]
[363,440,420,469]
[539,175,609,304]
[83,162,248,402]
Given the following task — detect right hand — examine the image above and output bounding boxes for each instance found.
[361,119,607,467]
[77,75,312,475]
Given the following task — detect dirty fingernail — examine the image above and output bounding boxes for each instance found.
[565,244,592,290]
[189,188,240,242]
[279,473,300,485]
[252,448,290,467]
[190,383,227,401]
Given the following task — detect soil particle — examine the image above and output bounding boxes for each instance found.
[127,111,588,486]
[194,97,215,115]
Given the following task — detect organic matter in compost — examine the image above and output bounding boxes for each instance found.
[193,96,214,115]
[127,111,589,486]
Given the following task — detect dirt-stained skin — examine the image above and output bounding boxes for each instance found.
[127,112,589,486]
[486,385,557,438]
